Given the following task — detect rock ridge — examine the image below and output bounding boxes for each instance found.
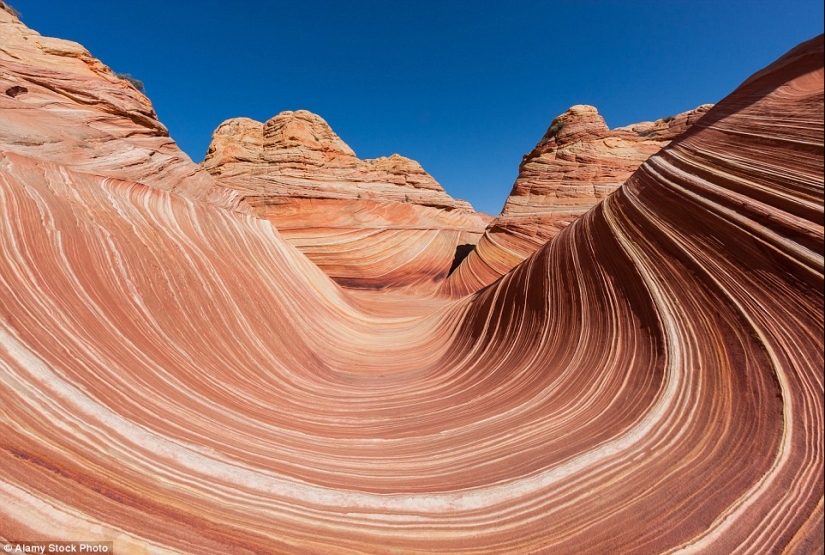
[203,109,473,210]
[441,102,712,296]
[201,109,490,291]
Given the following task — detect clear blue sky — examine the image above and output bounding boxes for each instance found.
[10,1,824,215]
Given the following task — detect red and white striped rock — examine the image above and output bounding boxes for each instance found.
[0,6,822,553]
[441,103,711,296]
[202,110,491,291]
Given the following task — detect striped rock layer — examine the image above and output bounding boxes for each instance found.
[1,6,823,554]
[441,103,712,297]
[202,111,491,291]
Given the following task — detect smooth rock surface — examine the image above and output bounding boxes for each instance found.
[1,7,822,553]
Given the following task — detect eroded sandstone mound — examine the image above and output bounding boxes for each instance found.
[0,6,822,553]
[442,103,712,296]
[202,110,491,291]
[0,2,238,209]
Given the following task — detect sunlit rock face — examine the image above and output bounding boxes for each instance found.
[1,5,823,553]
[441,103,712,296]
[0,3,247,211]
[202,110,492,291]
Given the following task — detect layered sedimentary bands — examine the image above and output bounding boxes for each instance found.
[442,103,712,296]
[1,5,823,554]
[202,111,491,291]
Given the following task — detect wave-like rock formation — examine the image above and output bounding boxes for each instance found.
[442,104,712,296]
[202,110,491,291]
[1,5,823,553]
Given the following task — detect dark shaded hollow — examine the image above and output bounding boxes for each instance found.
[448,244,475,276]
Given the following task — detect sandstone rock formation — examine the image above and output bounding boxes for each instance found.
[1,6,822,553]
[202,110,491,291]
[441,103,712,296]
[0,2,239,209]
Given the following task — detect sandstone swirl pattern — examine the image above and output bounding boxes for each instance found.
[0,7,822,554]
